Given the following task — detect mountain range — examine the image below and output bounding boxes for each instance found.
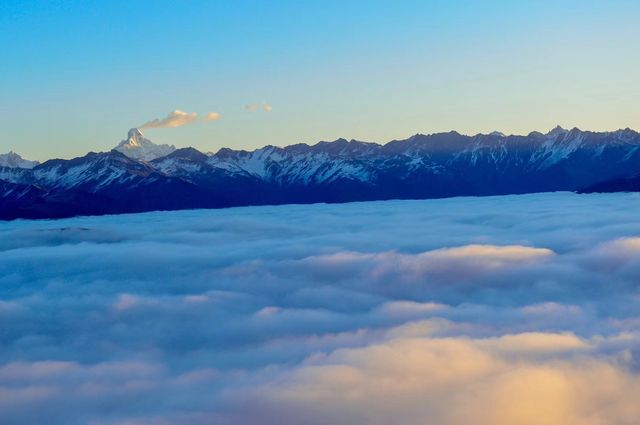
[2,126,640,220]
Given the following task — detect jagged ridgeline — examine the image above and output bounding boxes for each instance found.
[2,126,640,219]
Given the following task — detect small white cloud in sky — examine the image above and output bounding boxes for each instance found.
[205,111,221,121]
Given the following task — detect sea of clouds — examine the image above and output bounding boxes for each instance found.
[2,192,640,424]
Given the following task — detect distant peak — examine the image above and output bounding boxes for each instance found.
[114,128,176,161]
[316,138,348,145]
[0,151,39,169]
[162,147,208,162]
[122,128,148,148]
[127,127,144,139]
[618,127,638,135]
[527,131,545,137]
[547,125,569,137]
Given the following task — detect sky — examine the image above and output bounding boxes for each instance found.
[3,192,640,424]
[1,0,639,161]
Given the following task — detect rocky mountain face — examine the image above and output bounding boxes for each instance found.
[2,127,640,219]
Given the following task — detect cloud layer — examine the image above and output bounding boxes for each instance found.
[1,192,640,424]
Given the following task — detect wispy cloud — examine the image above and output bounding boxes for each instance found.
[245,102,273,112]
[139,110,198,129]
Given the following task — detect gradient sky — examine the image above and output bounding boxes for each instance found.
[1,0,639,161]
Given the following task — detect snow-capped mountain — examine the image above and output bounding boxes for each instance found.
[3,126,640,219]
[114,128,176,161]
[0,152,39,169]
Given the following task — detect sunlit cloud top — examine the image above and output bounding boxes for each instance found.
[139,110,198,129]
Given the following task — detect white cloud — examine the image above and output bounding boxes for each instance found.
[139,110,198,129]
[205,112,221,121]
[1,192,640,423]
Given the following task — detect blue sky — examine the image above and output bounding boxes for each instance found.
[1,0,639,160]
